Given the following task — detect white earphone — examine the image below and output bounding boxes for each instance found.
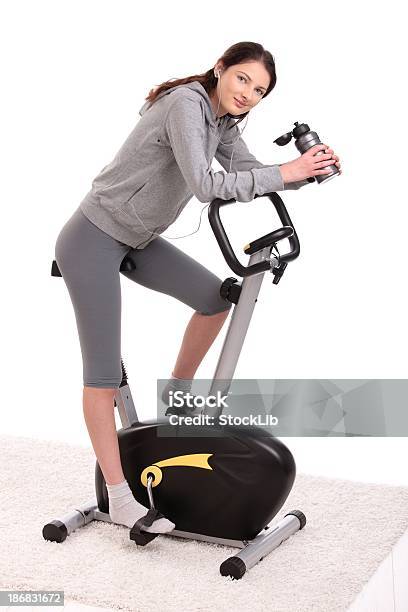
[213,66,249,147]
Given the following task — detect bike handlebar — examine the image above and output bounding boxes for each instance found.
[208,192,301,278]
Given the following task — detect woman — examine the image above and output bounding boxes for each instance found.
[54,41,341,536]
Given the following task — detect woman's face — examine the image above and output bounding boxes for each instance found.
[211,60,271,118]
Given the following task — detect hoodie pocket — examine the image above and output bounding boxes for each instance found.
[124,180,149,205]
[111,178,160,245]
[112,179,150,217]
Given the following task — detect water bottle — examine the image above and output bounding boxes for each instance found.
[274,122,340,184]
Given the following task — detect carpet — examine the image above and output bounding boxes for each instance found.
[1,433,408,612]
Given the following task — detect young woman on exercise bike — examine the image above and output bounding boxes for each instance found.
[54,41,341,536]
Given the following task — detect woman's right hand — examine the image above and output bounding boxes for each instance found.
[279,144,335,183]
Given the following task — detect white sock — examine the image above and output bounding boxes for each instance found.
[106,480,175,532]
[161,374,193,406]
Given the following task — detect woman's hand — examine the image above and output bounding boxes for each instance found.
[280,143,342,183]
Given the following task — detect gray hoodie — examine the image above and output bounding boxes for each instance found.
[79,80,309,249]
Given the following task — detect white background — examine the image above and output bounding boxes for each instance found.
[1,1,407,486]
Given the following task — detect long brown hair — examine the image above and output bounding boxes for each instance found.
[145,41,277,129]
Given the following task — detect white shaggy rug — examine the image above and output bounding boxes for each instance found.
[1,433,408,612]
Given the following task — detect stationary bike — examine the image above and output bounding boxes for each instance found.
[43,192,306,579]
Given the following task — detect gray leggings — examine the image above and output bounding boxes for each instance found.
[54,207,231,388]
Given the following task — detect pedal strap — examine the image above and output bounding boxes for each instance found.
[133,507,165,534]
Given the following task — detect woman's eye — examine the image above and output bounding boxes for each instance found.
[238,75,263,96]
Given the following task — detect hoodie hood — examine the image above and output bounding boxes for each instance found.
[138,80,223,127]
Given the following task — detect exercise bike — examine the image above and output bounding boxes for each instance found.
[43,192,306,580]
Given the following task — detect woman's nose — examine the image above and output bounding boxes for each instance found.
[242,89,255,103]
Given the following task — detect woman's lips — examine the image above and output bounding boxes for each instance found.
[234,98,246,108]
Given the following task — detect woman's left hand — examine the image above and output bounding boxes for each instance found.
[324,146,342,175]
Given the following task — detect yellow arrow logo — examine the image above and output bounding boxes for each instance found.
[140,453,213,487]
